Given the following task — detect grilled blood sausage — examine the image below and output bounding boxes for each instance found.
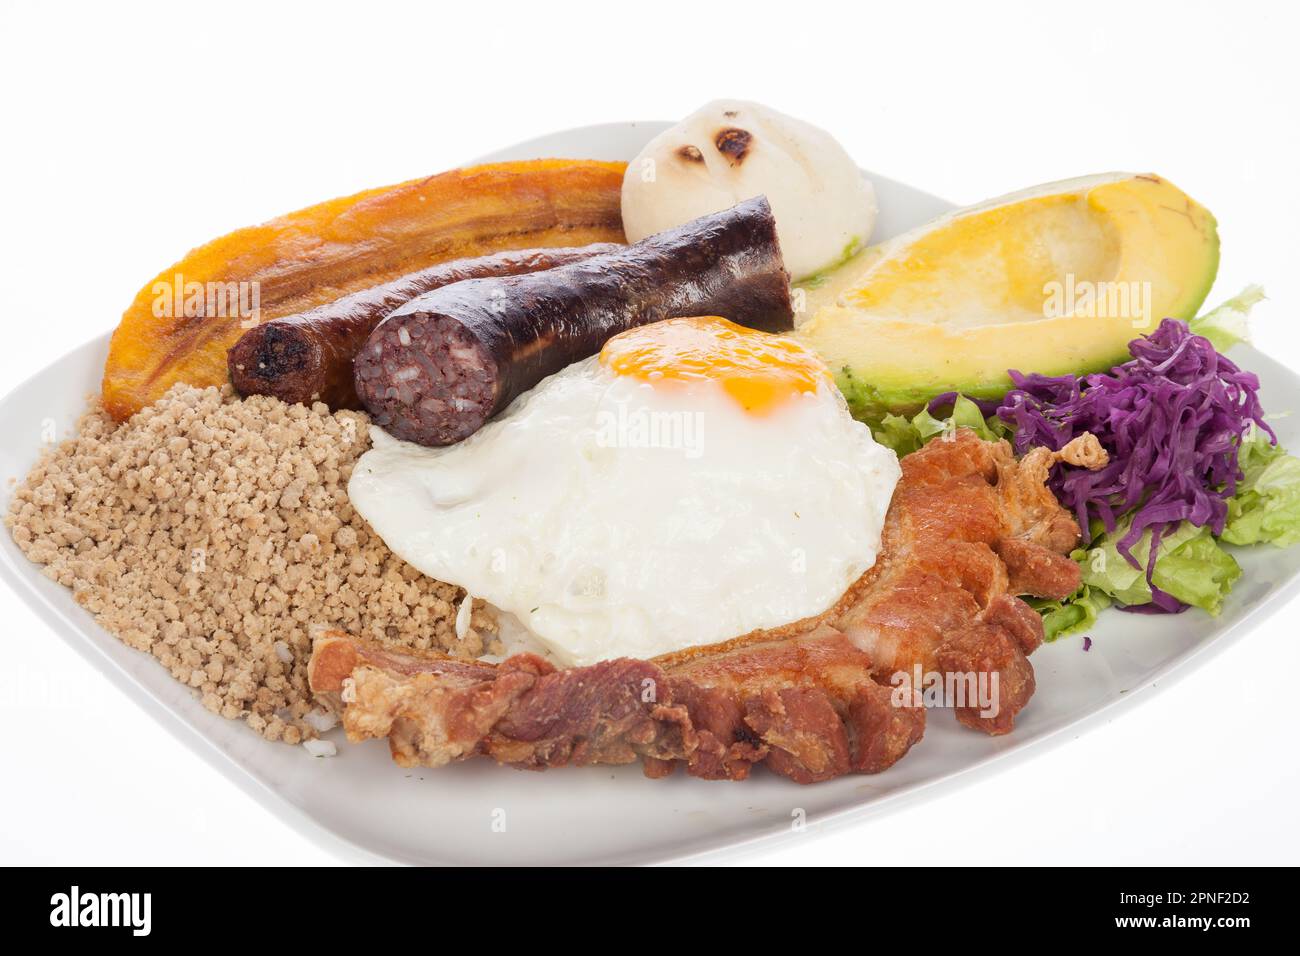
[354,196,793,446]
[227,244,620,409]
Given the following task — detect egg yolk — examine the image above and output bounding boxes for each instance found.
[599,316,831,414]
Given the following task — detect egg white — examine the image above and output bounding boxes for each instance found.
[347,357,900,666]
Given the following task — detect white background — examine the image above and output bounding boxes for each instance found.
[1,0,1297,865]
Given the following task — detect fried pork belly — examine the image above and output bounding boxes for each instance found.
[831,430,1103,734]
[308,428,1101,780]
[308,625,924,783]
[649,625,924,783]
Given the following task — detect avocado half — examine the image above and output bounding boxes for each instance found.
[794,172,1220,421]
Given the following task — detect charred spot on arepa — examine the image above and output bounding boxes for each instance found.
[714,127,753,165]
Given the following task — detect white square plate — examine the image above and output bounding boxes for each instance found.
[3,123,1298,866]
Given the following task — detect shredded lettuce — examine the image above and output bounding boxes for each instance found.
[1189,285,1265,352]
[872,394,1007,456]
[1077,519,1241,616]
[1043,432,1300,637]
[1038,517,1244,640]
[872,412,925,457]
[1030,585,1111,641]
[1222,426,1300,547]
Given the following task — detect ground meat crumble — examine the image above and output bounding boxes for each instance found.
[5,384,498,743]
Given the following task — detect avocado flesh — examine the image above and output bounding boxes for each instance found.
[795,173,1220,422]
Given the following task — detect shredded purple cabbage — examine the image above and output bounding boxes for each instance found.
[993,319,1274,612]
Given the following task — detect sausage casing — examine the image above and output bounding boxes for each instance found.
[227,244,621,409]
[354,196,793,446]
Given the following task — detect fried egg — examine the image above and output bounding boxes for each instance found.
[347,316,900,666]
